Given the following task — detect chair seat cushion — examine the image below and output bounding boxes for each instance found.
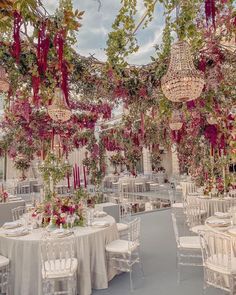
[206,255,236,275]
[0,255,9,268]
[42,258,78,279]
[106,239,138,254]
[172,202,184,209]
[191,225,207,234]
[117,223,129,232]
[179,236,201,249]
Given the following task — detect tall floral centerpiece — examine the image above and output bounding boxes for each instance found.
[38,152,71,199]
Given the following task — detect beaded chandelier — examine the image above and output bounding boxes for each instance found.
[169,110,183,131]
[161,41,204,102]
[0,66,9,92]
[48,88,72,122]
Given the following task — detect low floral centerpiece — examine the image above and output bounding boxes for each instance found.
[32,195,85,228]
[204,177,227,198]
[0,190,8,203]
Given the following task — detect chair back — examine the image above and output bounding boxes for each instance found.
[119,203,132,222]
[185,203,202,228]
[12,206,26,221]
[199,230,232,274]
[128,218,141,247]
[41,236,76,278]
[171,213,180,247]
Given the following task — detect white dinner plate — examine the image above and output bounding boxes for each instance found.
[51,229,73,238]
[5,228,29,237]
[92,221,110,228]
[206,218,230,227]
[2,221,22,229]
[94,211,108,218]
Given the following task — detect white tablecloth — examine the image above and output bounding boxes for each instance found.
[0,215,119,295]
[197,197,236,217]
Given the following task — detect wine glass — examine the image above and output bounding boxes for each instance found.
[37,214,43,228]
[66,214,71,230]
[70,214,76,229]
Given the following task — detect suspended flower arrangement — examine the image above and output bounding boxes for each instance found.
[48,88,72,122]
[161,41,205,103]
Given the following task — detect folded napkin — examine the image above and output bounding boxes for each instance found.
[5,227,29,237]
[94,211,107,218]
[92,221,110,228]
[2,221,22,229]
[214,212,230,219]
[51,229,72,238]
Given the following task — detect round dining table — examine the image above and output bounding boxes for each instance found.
[197,196,236,217]
[0,215,119,295]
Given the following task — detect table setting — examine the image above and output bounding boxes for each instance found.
[0,197,119,295]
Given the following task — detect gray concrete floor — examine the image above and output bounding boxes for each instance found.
[93,209,222,295]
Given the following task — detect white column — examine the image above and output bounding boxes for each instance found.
[142,147,152,174]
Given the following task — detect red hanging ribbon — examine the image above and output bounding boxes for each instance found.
[37,22,50,76]
[140,113,145,139]
[205,0,216,29]
[61,60,69,106]
[83,166,87,188]
[54,30,69,106]
[32,75,40,105]
[11,11,22,63]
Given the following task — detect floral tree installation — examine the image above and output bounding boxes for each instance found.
[0,0,234,199]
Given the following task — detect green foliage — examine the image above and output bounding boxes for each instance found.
[39,152,71,190]
[106,0,157,74]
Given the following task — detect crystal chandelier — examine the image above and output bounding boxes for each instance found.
[48,88,72,122]
[161,41,204,102]
[0,66,9,92]
[169,110,183,131]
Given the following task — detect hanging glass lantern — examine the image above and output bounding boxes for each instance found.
[48,88,72,122]
[161,41,204,102]
[169,110,183,131]
[0,66,9,92]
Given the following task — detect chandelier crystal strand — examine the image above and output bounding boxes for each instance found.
[169,109,183,131]
[0,66,9,92]
[161,41,205,102]
[48,88,72,122]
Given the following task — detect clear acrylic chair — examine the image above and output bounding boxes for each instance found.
[106,217,143,291]
[199,230,236,295]
[171,213,202,283]
[117,203,132,237]
[168,189,184,210]
[11,206,26,221]
[185,203,207,234]
[40,235,78,295]
[0,255,10,295]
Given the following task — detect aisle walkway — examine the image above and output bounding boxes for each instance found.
[93,209,221,295]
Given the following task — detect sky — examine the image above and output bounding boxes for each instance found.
[43,0,165,65]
